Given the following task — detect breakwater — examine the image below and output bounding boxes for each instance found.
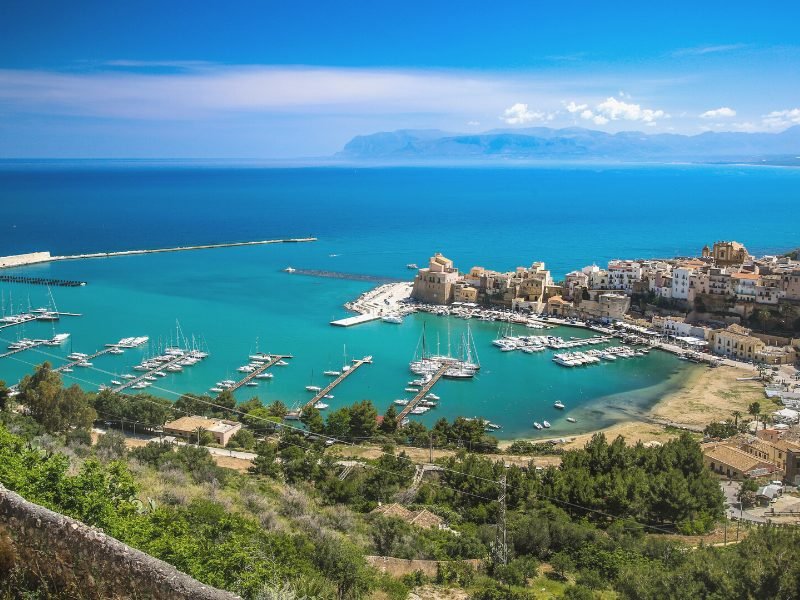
[0,238,317,270]
[0,274,86,287]
[288,268,403,283]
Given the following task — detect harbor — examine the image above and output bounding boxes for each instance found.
[211,353,293,395]
[293,355,373,416]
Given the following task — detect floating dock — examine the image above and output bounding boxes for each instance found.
[0,275,86,287]
[0,311,81,330]
[221,354,293,395]
[0,339,48,359]
[293,356,372,416]
[112,354,188,393]
[397,363,450,421]
[54,346,119,373]
[330,314,382,327]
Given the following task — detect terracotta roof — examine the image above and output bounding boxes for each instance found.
[732,272,760,280]
[164,415,239,434]
[703,443,777,474]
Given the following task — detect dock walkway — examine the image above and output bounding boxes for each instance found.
[397,363,450,421]
[0,340,48,359]
[54,346,117,373]
[297,356,372,415]
[0,312,81,331]
[112,354,187,393]
[223,354,293,395]
[330,314,382,327]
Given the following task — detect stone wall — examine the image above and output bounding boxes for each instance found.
[0,485,240,600]
[0,251,51,269]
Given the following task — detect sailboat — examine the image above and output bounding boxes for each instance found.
[305,369,321,392]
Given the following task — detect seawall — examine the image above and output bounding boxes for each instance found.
[0,485,240,600]
[0,238,317,270]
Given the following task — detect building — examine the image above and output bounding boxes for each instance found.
[707,324,764,361]
[732,272,759,303]
[702,442,778,479]
[783,269,800,301]
[371,503,445,530]
[704,241,750,267]
[163,416,242,447]
[607,260,642,293]
[411,253,460,305]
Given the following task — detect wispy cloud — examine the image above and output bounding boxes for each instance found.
[500,103,554,125]
[671,43,749,57]
[762,108,800,129]
[700,107,736,118]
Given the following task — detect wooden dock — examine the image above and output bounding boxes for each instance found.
[112,354,188,393]
[54,346,117,373]
[0,311,81,330]
[397,363,450,421]
[296,356,373,415]
[223,354,293,394]
[0,340,48,359]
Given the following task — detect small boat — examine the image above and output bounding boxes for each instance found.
[245,381,258,387]
[406,263,418,269]
[410,407,429,415]
[306,385,322,392]
[323,394,334,399]
[154,371,167,377]
[314,402,329,410]
[110,380,122,386]
[62,367,73,373]
[485,423,502,431]
[122,374,135,379]
[255,372,274,379]
[323,370,340,377]
[566,417,577,423]
[284,266,296,273]
[276,360,289,366]
[394,399,409,406]
[132,382,149,390]
[210,387,224,393]
[425,393,440,401]
[543,420,551,428]
[77,361,92,368]
[166,365,183,372]
[237,365,254,373]
[553,400,565,409]
[381,314,403,324]
[405,387,419,393]
[144,375,157,381]
[533,422,543,430]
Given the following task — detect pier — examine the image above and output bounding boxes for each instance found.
[287,269,403,284]
[330,314,382,327]
[0,340,48,360]
[112,354,188,393]
[54,346,118,373]
[295,356,372,416]
[222,354,293,394]
[397,363,450,421]
[0,311,81,330]
[0,275,86,287]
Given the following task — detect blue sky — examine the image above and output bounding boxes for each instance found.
[1,1,799,157]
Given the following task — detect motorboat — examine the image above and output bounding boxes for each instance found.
[314,402,329,410]
[210,387,224,393]
[425,393,440,401]
[46,333,70,346]
[566,417,577,423]
[284,266,296,273]
[255,372,274,379]
[381,314,403,324]
[77,361,92,367]
[393,399,410,405]
[122,374,136,379]
[405,387,419,393]
[277,360,289,366]
[306,385,322,392]
[553,400,565,409]
[245,381,258,387]
[110,380,122,386]
[542,421,551,428]
[533,422,543,430]
[323,394,334,399]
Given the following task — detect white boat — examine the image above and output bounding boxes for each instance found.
[221,379,236,385]
[314,402,329,410]
[566,417,577,423]
[111,380,122,386]
[323,370,341,377]
[122,374,135,379]
[77,361,92,367]
[67,352,88,360]
[245,381,258,387]
[425,393,440,401]
[166,365,183,372]
[255,372,274,379]
[62,367,73,373]
[533,422,543,430]
[276,360,289,366]
[553,400,565,409]
[284,266,296,273]
[393,399,409,406]
[209,387,224,393]
[381,314,403,324]
[323,394,334,399]
[543,420,551,428]
[108,348,124,355]
[131,382,149,389]
[237,365,254,373]
[46,333,70,346]
[306,385,322,392]
[406,263,418,269]
[410,406,429,415]
[154,371,167,377]
[144,375,157,381]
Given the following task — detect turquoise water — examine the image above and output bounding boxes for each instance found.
[1,163,798,438]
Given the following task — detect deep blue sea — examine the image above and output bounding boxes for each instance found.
[1,163,798,438]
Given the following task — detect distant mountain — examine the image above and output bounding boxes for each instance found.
[338,125,800,162]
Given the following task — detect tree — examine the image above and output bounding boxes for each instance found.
[95,430,127,461]
[370,516,410,556]
[216,390,236,416]
[19,364,95,434]
[348,400,378,441]
[732,411,742,428]
[748,402,761,422]
[326,407,352,440]
[250,441,280,478]
[0,380,9,411]
[228,428,255,450]
[380,404,398,434]
[738,478,759,509]
[550,551,574,580]
[266,400,288,418]
[300,405,325,434]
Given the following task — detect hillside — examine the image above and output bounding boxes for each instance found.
[338,126,800,162]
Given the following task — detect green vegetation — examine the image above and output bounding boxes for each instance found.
[4,362,800,599]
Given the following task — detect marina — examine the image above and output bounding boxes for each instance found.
[294,355,373,416]
[214,353,293,395]
[397,362,450,420]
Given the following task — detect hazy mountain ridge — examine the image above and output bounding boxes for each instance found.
[340,125,800,161]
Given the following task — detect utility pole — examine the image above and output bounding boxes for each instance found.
[429,433,433,463]
[494,473,508,565]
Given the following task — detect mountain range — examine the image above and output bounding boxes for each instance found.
[338,126,800,163]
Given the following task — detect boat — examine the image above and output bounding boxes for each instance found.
[144,375,157,381]
[314,402,329,410]
[61,367,73,373]
[237,365,254,373]
[67,352,88,360]
[410,406,429,415]
[542,420,551,428]
[406,263,418,269]
[533,422,543,430]
[46,333,70,346]
[122,374,135,379]
[323,370,340,377]
[425,393,440,401]
[284,266,296,273]
[245,381,258,387]
[76,361,92,367]
[108,348,124,355]
[276,360,288,366]
[306,385,322,392]
[393,399,410,406]
[131,382,149,390]
[154,371,167,377]
[255,372,273,379]
[566,417,577,423]
[405,387,419,393]
[209,387,224,393]
[485,422,501,431]
[323,394,334,399]
[553,400,565,409]
[381,314,403,324]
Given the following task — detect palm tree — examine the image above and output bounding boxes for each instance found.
[732,410,742,428]
[748,402,761,427]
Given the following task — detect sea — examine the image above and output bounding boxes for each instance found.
[1,162,798,439]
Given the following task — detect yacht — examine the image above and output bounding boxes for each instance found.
[110,380,122,386]
[393,399,410,406]
[209,386,224,393]
[405,387,419,393]
[255,372,274,379]
[533,422,543,430]
[566,417,577,423]
[284,266,296,273]
[323,394,334,399]
[237,365,255,373]
[323,370,340,377]
[77,361,92,368]
[46,333,70,346]
[306,385,322,392]
[406,263,418,269]
[154,371,167,377]
[144,375,157,381]
[276,360,289,366]
[425,393,440,401]
[68,352,88,360]
[381,314,403,324]
[245,381,258,387]
[542,420,551,428]
[122,374,136,379]
[553,400,565,409]
[62,367,73,373]
[410,406,429,415]
[131,382,149,390]
[166,365,183,372]
[314,402,329,410]
[108,348,124,355]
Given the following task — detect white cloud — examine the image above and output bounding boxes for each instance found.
[467,120,480,126]
[500,103,547,125]
[594,97,666,123]
[565,101,588,113]
[762,108,800,129]
[700,107,736,118]
[592,115,609,125]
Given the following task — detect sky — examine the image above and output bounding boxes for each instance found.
[0,1,799,158]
